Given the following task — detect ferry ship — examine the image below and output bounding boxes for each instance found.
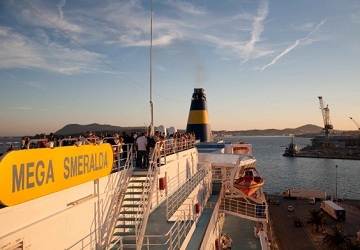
[0,88,270,250]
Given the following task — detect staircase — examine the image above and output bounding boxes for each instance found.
[220,196,268,222]
[100,145,135,248]
[108,145,160,250]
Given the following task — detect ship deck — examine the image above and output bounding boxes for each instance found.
[222,215,261,250]
[186,193,219,249]
[143,202,174,248]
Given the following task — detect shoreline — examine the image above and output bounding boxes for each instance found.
[289,153,360,161]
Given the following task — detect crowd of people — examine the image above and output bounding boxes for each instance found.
[2,130,196,170]
[134,131,196,169]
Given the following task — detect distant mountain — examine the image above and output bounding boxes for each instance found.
[55,123,145,136]
[56,123,327,137]
[214,124,324,136]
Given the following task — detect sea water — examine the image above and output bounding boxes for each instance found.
[1,136,359,199]
[228,136,360,200]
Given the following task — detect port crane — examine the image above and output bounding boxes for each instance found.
[318,96,333,136]
[349,117,360,130]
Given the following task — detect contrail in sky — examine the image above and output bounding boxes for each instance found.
[261,19,326,71]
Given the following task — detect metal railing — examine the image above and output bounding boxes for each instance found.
[132,142,161,250]
[166,167,193,199]
[65,229,96,250]
[65,145,135,250]
[112,164,213,250]
[220,197,267,221]
[110,144,133,172]
[166,166,209,219]
[160,137,196,156]
[102,144,135,247]
[199,187,224,250]
[113,205,194,250]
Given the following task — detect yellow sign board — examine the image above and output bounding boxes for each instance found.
[0,144,114,206]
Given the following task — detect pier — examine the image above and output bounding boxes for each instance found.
[268,195,360,250]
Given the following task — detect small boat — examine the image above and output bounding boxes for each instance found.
[283,134,299,157]
[233,167,264,196]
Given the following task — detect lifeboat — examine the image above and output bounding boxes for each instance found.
[233,145,251,155]
[233,167,264,197]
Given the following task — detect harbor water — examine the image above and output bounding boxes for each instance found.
[227,136,360,200]
[1,136,359,199]
[0,137,21,154]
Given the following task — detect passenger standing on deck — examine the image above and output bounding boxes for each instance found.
[136,132,148,169]
[114,134,124,167]
[21,137,30,149]
[148,131,159,167]
[47,133,55,148]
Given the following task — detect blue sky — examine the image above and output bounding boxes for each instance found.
[0,0,360,136]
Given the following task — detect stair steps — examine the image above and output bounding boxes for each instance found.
[115,224,136,229]
[109,168,156,249]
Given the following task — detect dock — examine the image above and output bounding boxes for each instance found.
[267,195,360,250]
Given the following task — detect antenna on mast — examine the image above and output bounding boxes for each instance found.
[149,0,154,136]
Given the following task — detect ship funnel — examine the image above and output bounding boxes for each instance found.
[186,88,211,142]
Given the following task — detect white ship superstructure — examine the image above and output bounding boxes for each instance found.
[0,138,269,250]
[0,88,269,250]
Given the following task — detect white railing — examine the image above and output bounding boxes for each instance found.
[166,168,190,197]
[199,187,224,250]
[160,137,196,156]
[114,206,194,250]
[220,197,267,221]
[102,144,135,247]
[110,144,133,172]
[166,166,209,219]
[65,229,96,250]
[132,142,161,250]
[66,145,135,250]
[211,167,222,182]
[112,165,213,250]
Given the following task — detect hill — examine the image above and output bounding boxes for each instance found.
[55,123,145,136]
[214,124,324,136]
[55,123,327,137]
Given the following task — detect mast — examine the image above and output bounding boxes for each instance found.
[149,0,154,136]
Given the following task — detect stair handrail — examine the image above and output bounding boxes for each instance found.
[102,144,135,248]
[133,142,161,250]
[166,168,207,219]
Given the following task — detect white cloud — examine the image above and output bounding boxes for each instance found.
[261,19,326,71]
[0,0,304,73]
[201,34,273,60]
[0,26,103,74]
[19,1,82,33]
[260,40,299,71]
[243,0,269,60]
[166,0,206,16]
[111,31,182,47]
[105,0,273,60]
